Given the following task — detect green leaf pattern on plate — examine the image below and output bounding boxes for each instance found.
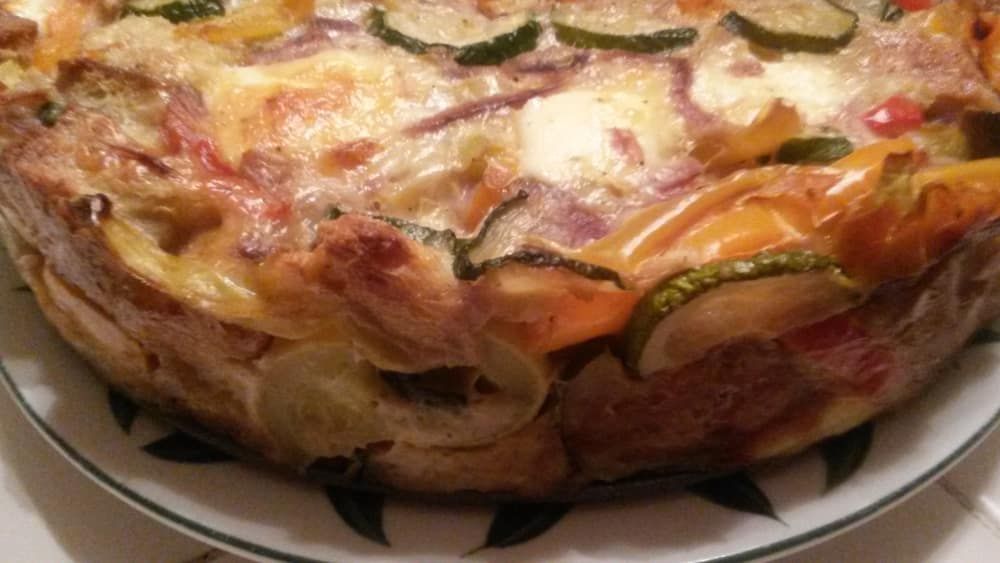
[821,422,875,491]
[107,388,140,434]
[142,432,235,463]
[968,327,1000,347]
[468,502,573,554]
[688,472,782,522]
[326,488,390,547]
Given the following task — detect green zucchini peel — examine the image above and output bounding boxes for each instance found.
[552,22,697,54]
[453,21,542,66]
[326,192,624,288]
[368,9,541,66]
[622,251,842,371]
[121,0,224,23]
[368,8,433,54]
[776,136,854,164]
[880,1,904,22]
[720,1,859,53]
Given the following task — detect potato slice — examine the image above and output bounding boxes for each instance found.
[256,333,552,463]
[256,337,386,462]
[382,332,552,448]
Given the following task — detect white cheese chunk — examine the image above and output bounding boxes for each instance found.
[692,54,850,126]
[2,0,54,25]
[200,49,442,159]
[517,88,684,186]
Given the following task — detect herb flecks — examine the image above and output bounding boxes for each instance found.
[121,0,224,23]
[108,387,140,434]
[820,422,874,491]
[142,432,234,463]
[37,101,64,127]
[688,472,782,522]
[326,487,390,546]
[468,502,572,554]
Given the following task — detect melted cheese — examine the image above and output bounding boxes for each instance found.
[517,87,684,186]
[0,60,25,89]
[199,48,443,159]
[28,0,1000,271]
[692,53,851,126]
[551,2,681,35]
[3,0,55,26]
[84,18,239,83]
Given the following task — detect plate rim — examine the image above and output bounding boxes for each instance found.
[3,357,999,563]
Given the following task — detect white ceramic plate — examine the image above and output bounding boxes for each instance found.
[3,248,1000,563]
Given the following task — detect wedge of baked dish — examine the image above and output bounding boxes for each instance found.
[3,0,1000,498]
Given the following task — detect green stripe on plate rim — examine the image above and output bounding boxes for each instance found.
[1,357,998,563]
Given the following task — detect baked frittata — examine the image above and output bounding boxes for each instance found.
[3,0,1000,498]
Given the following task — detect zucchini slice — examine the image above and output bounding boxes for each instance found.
[834,0,904,21]
[326,192,624,287]
[720,0,859,53]
[453,248,624,288]
[368,8,431,54]
[880,1,905,22]
[776,136,854,164]
[121,0,224,23]
[385,333,552,448]
[257,338,386,462]
[551,3,698,54]
[453,21,542,66]
[327,206,460,251]
[552,22,697,54]
[452,191,625,287]
[622,251,860,376]
[367,7,540,66]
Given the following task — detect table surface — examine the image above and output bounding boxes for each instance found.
[3,381,1000,563]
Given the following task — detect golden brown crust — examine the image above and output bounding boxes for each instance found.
[0,106,277,456]
[0,211,274,453]
[282,215,486,370]
[1,109,271,363]
[365,410,572,498]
